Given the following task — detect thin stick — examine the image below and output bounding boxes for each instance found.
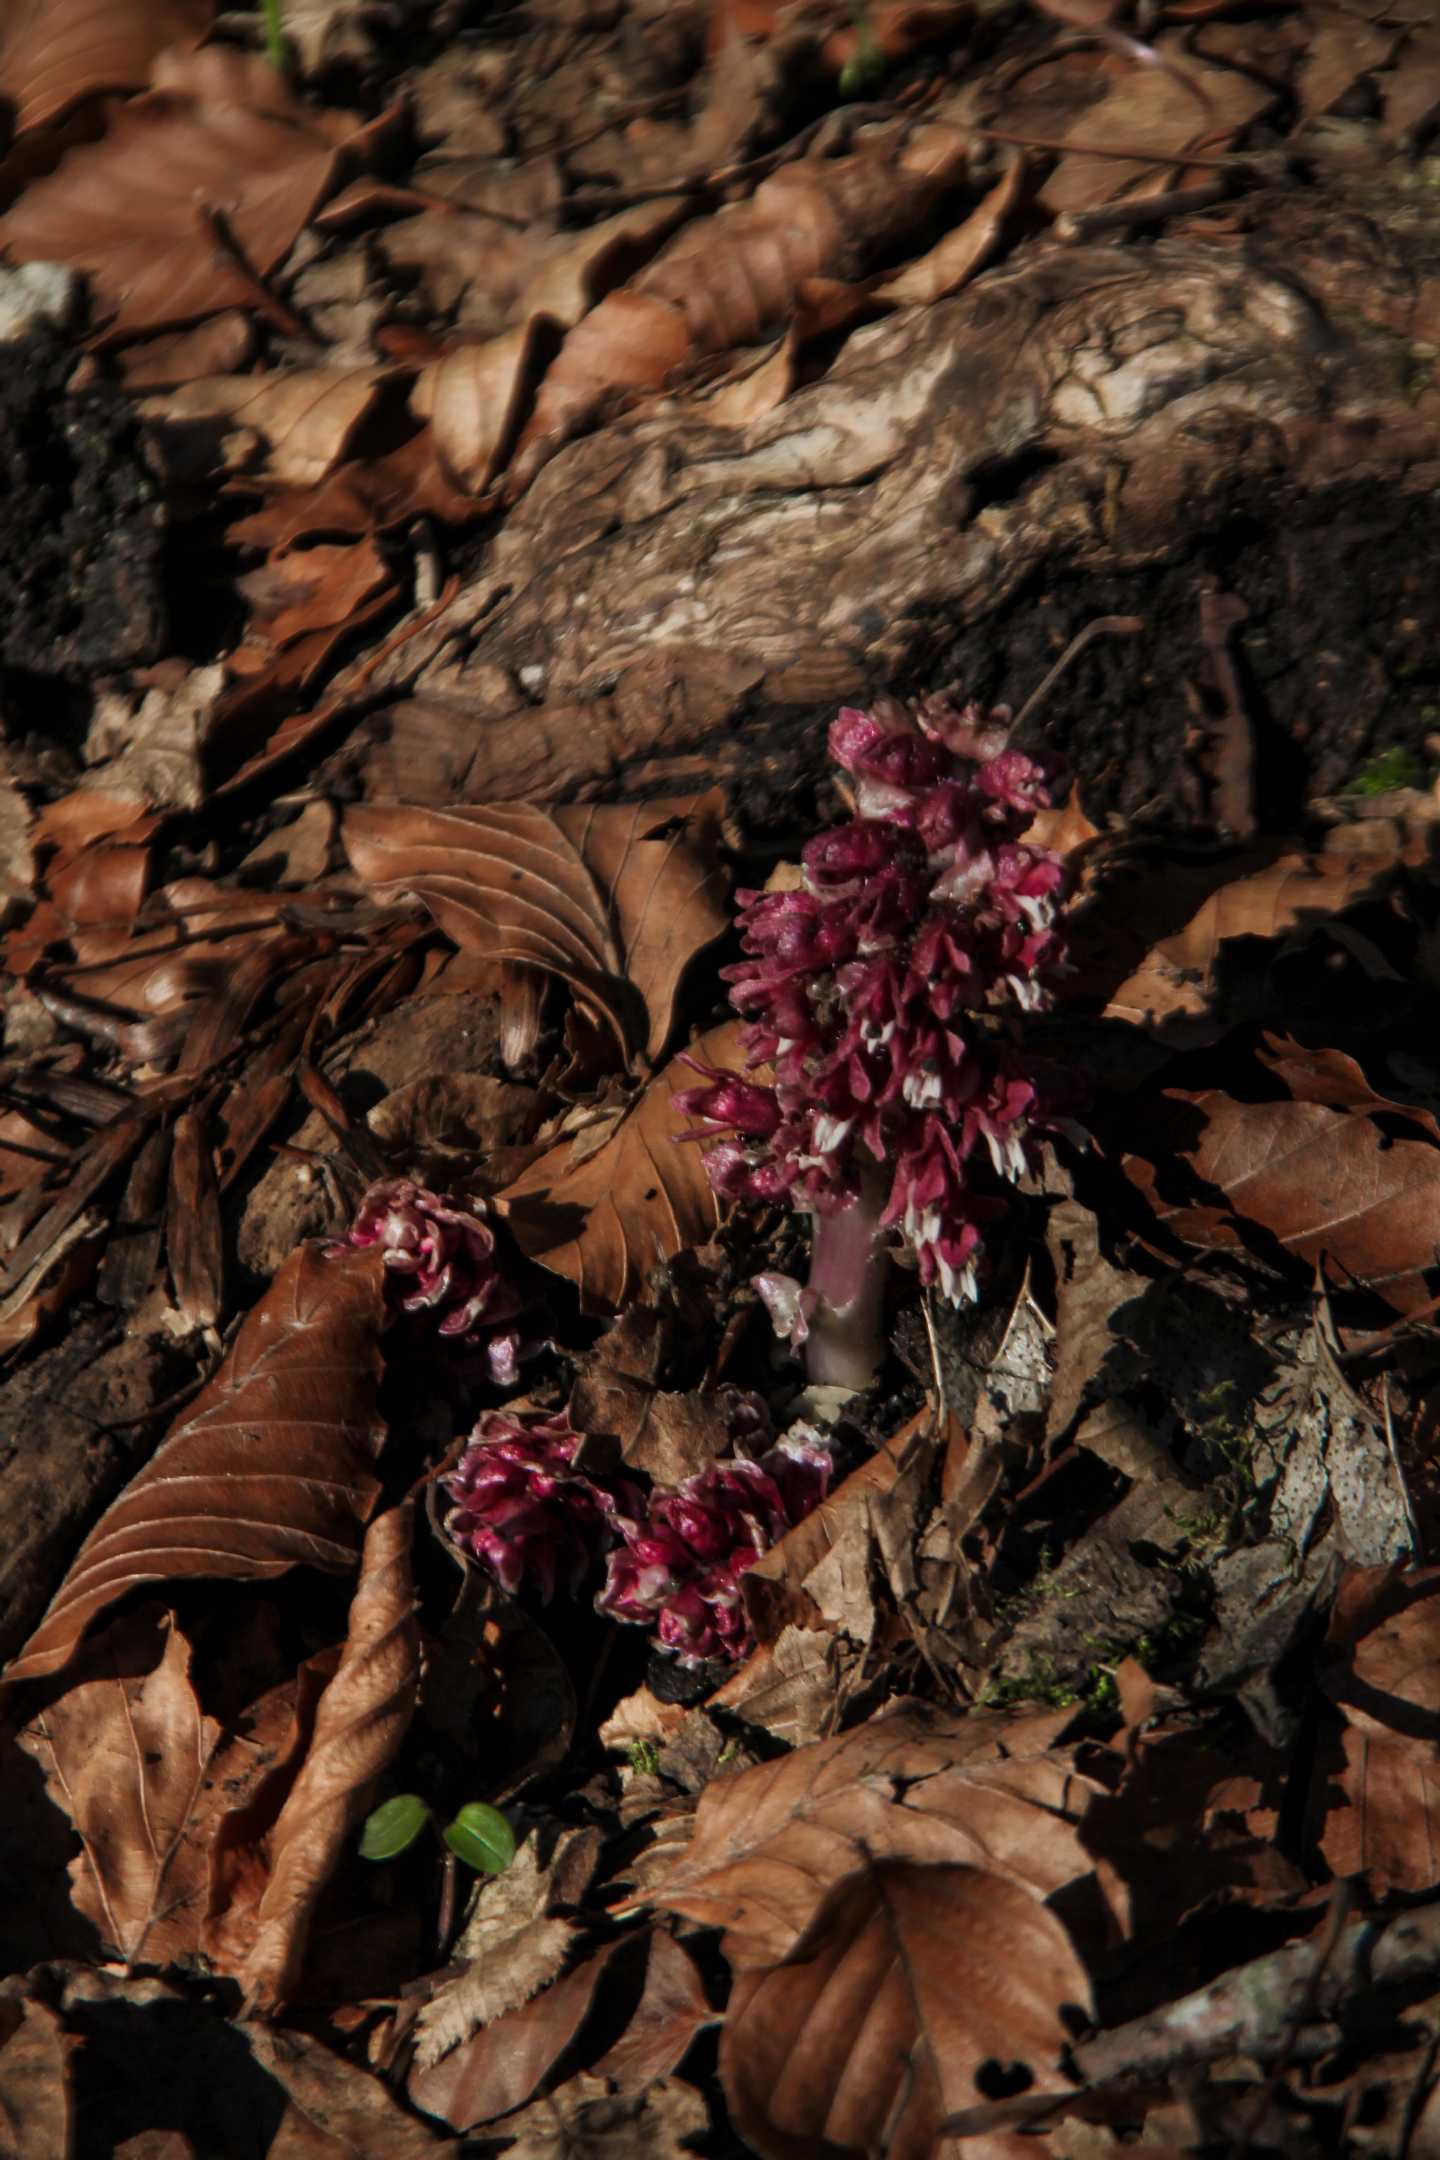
[1012,617,1144,732]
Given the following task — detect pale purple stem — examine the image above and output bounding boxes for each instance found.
[804,1181,891,1391]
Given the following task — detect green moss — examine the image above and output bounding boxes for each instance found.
[1347,745,1428,795]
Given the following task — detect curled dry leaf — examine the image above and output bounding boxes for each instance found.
[0,49,382,340]
[411,320,550,495]
[1123,1090,1440,1312]
[511,123,969,486]
[141,367,392,490]
[721,1859,1092,2160]
[17,1611,219,1968]
[3,1243,389,1689]
[495,1023,734,1313]
[641,1696,1099,1970]
[345,792,727,1069]
[874,156,1027,306]
[0,0,210,137]
[238,1501,421,2015]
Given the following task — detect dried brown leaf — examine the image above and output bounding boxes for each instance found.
[1,50,381,340]
[1084,850,1392,1040]
[18,1611,219,1966]
[569,1374,733,1484]
[1318,1568,1440,1893]
[0,0,210,137]
[488,2074,707,2159]
[411,321,549,494]
[721,1859,1092,2160]
[511,124,968,486]
[412,1827,598,2070]
[0,1991,74,2158]
[141,367,391,489]
[410,1939,623,2132]
[238,1501,420,2013]
[165,1107,222,1331]
[875,156,1026,305]
[1123,1091,1440,1311]
[1038,38,1272,215]
[495,1024,732,1312]
[346,793,726,1069]
[414,1916,578,2074]
[642,1698,1098,1969]
[243,2023,456,2158]
[3,1242,388,1688]
[84,663,226,813]
[591,1930,712,2093]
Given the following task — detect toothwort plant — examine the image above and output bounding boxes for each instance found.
[340,1179,525,1386]
[675,694,1067,1388]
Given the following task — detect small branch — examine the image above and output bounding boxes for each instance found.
[941,1897,1440,2141]
[1075,1899,1440,2089]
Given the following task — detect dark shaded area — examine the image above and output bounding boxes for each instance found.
[0,330,166,714]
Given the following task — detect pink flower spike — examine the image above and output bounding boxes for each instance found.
[671,688,1072,1326]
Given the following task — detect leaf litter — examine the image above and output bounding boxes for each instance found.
[5,0,1440,2152]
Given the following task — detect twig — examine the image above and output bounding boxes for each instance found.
[1076,1899,1440,2088]
[942,1896,1440,2140]
[1224,1879,1357,2160]
[1011,617,1144,732]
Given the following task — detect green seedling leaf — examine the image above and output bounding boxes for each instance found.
[360,1793,431,1861]
[443,1802,516,1875]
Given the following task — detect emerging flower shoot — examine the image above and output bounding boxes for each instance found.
[340,1178,525,1386]
[598,1427,833,1667]
[443,1408,640,1601]
[677,693,1066,1387]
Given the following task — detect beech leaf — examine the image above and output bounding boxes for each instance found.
[3,1242,389,1690]
[495,1023,734,1312]
[17,1611,220,1968]
[0,0,211,137]
[0,49,384,341]
[720,1859,1093,2160]
[1124,1091,1440,1311]
[344,792,727,1069]
[238,1501,422,2014]
[641,1697,1099,1969]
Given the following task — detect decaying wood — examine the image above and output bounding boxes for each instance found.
[347,166,1440,818]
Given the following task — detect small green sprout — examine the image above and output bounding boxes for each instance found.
[838,0,888,96]
[360,1794,516,1876]
[628,1740,662,1777]
[260,0,290,72]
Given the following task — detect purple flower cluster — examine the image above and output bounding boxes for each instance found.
[342,1178,523,1385]
[598,1430,832,1667]
[443,1409,638,1601]
[441,1407,832,1668]
[675,695,1065,1304]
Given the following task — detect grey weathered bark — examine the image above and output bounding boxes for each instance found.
[344,147,1440,822]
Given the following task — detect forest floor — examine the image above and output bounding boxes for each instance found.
[5,0,1440,2154]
